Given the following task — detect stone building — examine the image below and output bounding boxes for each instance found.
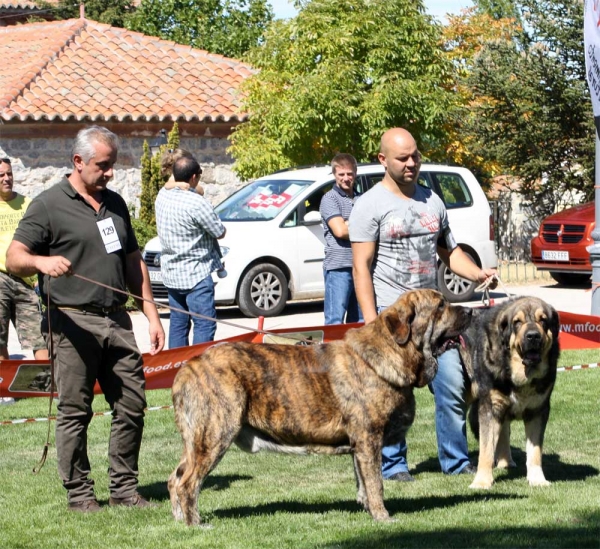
[0,16,253,210]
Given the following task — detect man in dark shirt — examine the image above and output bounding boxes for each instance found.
[6,126,165,513]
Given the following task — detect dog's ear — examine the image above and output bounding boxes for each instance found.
[498,308,513,346]
[547,305,560,341]
[383,302,414,345]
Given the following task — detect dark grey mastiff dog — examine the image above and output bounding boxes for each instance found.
[459,296,560,490]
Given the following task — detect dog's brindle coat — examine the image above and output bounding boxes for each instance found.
[459,296,559,490]
[168,289,472,526]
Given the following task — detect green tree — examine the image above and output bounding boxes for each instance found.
[138,124,181,229]
[473,0,519,19]
[47,0,136,26]
[138,141,154,226]
[127,0,273,59]
[439,7,519,180]
[229,0,454,180]
[456,0,595,213]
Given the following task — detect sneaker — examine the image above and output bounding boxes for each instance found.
[386,472,415,482]
[68,499,102,513]
[109,492,157,508]
[458,464,477,475]
[0,397,15,405]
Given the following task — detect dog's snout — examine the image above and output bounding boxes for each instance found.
[525,330,542,345]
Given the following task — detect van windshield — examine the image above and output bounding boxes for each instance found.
[215,179,313,221]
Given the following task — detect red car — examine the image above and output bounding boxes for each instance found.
[530,201,595,285]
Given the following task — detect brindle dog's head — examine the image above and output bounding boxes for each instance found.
[380,289,473,386]
[498,296,559,373]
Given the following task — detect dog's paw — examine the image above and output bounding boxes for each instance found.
[371,510,393,522]
[495,457,516,469]
[527,467,550,487]
[469,474,494,490]
[356,495,368,511]
[377,516,398,523]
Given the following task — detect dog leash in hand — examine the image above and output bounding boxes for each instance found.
[474,274,515,306]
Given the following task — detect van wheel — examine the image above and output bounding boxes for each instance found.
[437,252,477,303]
[238,263,288,318]
[549,272,591,286]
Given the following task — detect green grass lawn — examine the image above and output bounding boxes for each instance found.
[0,349,598,549]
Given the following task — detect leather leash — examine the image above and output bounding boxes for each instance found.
[31,271,320,472]
[32,281,56,474]
[72,273,319,344]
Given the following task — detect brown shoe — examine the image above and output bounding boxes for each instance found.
[109,492,157,508]
[68,499,102,513]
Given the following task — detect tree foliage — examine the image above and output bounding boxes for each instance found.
[473,0,520,19]
[138,124,181,229]
[127,0,273,59]
[453,0,595,213]
[138,141,155,227]
[229,0,454,180]
[49,0,136,27]
[440,7,519,179]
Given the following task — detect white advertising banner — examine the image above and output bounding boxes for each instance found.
[585,0,600,135]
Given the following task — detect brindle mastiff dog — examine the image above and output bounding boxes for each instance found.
[459,296,560,490]
[168,289,472,526]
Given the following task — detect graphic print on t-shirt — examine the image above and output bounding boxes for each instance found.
[382,203,440,289]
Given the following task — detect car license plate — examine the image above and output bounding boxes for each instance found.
[542,250,569,261]
[148,270,163,282]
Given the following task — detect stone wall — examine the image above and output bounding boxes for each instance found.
[1,135,248,211]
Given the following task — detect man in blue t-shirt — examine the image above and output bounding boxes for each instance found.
[319,154,363,325]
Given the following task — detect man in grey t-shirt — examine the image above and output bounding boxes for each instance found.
[349,127,497,481]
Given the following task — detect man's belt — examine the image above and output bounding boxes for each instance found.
[51,304,126,316]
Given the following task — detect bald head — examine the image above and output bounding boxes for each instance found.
[378,128,422,191]
[380,128,417,156]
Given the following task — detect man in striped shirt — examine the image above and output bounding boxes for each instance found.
[319,154,363,325]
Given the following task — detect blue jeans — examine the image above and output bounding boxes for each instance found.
[379,315,470,477]
[167,275,216,349]
[324,268,362,325]
[430,348,471,474]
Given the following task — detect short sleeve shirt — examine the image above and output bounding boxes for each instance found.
[349,183,457,308]
[0,193,36,286]
[12,177,138,308]
[155,186,225,290]
[319,185,359,271]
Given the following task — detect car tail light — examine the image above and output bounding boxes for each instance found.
[489,214,495,241]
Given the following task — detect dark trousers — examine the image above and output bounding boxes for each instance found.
[48,308,146,503]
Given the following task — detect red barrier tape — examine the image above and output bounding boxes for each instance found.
[1,310,598,400]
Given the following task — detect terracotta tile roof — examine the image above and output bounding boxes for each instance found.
[0,18,252,122]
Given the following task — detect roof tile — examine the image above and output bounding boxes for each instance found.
[0,18,251,123]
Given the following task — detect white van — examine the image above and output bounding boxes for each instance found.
[143,163,497,317]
